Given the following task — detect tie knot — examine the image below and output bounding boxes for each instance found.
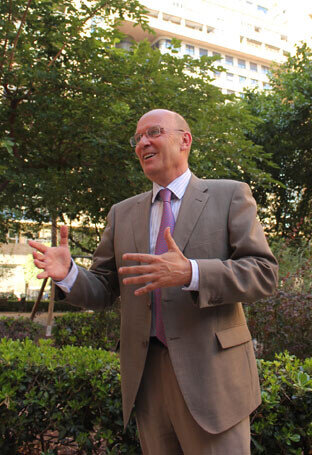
[159,188,172,203]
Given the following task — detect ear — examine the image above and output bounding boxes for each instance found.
[180,131,192,151]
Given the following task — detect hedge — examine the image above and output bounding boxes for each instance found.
[0,338,139,454]
[246,291,312,360]
[0,299,81,313]
[0,339,311,454]
[52,310,120,351]
[0,316,44,342]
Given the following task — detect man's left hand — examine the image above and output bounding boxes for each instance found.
[119,227,192,296]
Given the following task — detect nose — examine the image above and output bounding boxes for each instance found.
[137,133,151,147]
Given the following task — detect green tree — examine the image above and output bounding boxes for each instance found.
[1,1,274,252]
[242,43,312,238]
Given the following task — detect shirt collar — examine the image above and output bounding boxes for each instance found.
[152,168,192,203]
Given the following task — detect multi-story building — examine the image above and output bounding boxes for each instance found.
[117,0,312,95]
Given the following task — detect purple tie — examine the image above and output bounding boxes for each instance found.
[154,188,175,345]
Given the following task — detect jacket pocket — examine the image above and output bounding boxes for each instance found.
[216,325,251,349]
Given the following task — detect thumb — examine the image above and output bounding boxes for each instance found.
[164,227,179,252]
[59,225,69,247]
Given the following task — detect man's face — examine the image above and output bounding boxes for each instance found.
[135,111,188,187]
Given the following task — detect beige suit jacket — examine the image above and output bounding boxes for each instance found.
[60,175,278,434]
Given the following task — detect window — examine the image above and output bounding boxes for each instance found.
[250,62,258,72]
[185,44,195,56]
[257,5,268,14]
[238,59,246,69]
[263,82,271,90]
[239,75,247,85]
[199,48,208,57]
[281,35,287,41]
[225,55,234,66]
[261,65,269,74]
[251,79,258,86]
[213,51,221,61]
[226,72,234,81]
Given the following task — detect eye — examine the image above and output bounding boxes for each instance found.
[134,133,142,143]
[148,126,161,137]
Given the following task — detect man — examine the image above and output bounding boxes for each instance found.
[30,109,278,454]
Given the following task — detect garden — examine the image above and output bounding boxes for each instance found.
[0,0,311,453]
[0,239,311,454]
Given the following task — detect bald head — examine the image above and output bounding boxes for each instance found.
[139,109,191,133]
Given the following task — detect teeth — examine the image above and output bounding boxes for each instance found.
[144,154,155,160]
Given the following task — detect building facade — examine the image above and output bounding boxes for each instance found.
[118,0,312,95]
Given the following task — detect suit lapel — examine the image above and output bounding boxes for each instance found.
[132,191,153,254]
[173,174,210,252]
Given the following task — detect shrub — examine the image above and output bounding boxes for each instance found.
[0,299,81,312]
[251,352,312,454]
[0,316,44,342]
[52,310,120,351]
[246,291,312,360]
[246,238,312,360]
[0,339,310,454]
[0,338,139,454]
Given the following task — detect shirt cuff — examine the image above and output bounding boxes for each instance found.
[182,259,199,291]
[54,259,78,293]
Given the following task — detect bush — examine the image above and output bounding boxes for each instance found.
[251,352,312,454]
[0,339,310,454]
[246,291,312,360]
[52,310,120,351]
[0,316,44,342]
[0,338,139,454]
[246,238,312,360]
[0,299,81,312]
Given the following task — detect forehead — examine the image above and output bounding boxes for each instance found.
[136,111,175,132]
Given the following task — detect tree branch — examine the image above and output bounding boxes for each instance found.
[68,231,94,255]
[8,0,33,71]
[0,0,12,74]
[48,3,108,69]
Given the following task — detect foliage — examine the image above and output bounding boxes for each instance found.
[0,0,275,251]
[242,43,312,237]
[0,299,81,312]
[251,352,312,454]
[247,291,312,360]
[0,338,139,454]
[52,309,120,351]
[0,316,43,342]
[0,339,310,454]
[246,238,312,360]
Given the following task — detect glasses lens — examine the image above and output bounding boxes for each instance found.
[147,126,161,138]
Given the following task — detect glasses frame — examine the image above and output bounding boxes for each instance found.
[130,125,185,147]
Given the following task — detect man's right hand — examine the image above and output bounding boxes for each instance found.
[28,225,71,281]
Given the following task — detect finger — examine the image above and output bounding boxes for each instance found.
[119,265,155,275]
[59,225,68,247]
[164,227,179,251]
[28,240,48,254]
[122,253,157,263]
[37,271,48,279]
[33,251,45,261]
[122,273,158,285]
[34,259,46,269]
[134,282,160,296]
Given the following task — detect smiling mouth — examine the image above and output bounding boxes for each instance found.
[143,153,156,160]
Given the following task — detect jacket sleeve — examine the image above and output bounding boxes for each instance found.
[196,182,278,308]
[55,206,120,311]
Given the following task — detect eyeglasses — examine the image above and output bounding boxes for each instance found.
[130,125,185,147]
